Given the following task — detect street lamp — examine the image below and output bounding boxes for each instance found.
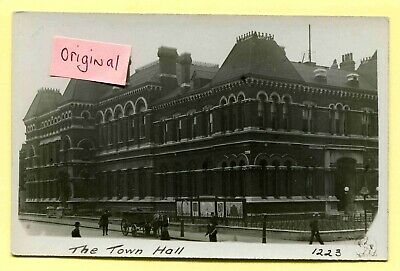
[343,186,349,215]
[360,186,370,234]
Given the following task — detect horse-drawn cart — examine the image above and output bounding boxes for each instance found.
[120,208,168,237]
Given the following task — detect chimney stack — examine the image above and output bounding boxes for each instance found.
[178,52,192,91]
[340,53,355,71]
[158,46,178,91]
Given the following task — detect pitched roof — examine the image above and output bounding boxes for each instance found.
[129,61,161,87]
[291,62,376,92]
[24,88,62,120]
[61,79,112,104]
[211,34,304,86]
[99,61,219,101]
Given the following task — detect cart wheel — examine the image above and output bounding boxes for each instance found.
[121,219,130,236]
[131,224,137,236]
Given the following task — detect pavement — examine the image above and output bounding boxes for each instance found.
[18,213,358,244]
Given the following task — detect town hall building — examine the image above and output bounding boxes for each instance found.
[19,31,379,223]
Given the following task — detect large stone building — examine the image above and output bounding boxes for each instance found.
[20,31,378,221]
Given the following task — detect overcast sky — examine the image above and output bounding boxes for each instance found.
[12,13,387,153]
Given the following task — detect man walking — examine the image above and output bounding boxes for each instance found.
[99,210,110,236]
[205,222,218,242]
[309,212,324,245]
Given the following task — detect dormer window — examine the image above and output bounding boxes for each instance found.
[347,73,359,86]
[313,68,327,82]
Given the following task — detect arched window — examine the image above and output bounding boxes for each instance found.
[138,168,145,199]
[187,115,196,139]
[114,107,123,143]
[237,94,245,130]
[124,102,135,141]
[336,104,343,135]
[282,96,291,131]
[104,110,113,145]
[257,92,268,129]
[258,159,268,198]
[174,163,183,198]
[270,95,280,130]
[284,160,293,198]
[136,98,147,139]
[228,95,236,131]
[202,161,210,195]
[329,104,336,134]
[208,112,213,135]
[305,167,314,197]
[177,119,182,141]
[81,110,91,126]
[106,172,112,198]
[302,103,314,133]
[221,161,228,197]
[125,170,134,199]
[162,120,167,143]
[238,160,245,197]
[271,160,279,198]
[186,161,196,197]
[62,137,71,163]
[159,166,168,199]
[229,161,236,197]
[95,112,104,146]
[362,109,371,136]
[77,139,93,161]
[220,99,227,133]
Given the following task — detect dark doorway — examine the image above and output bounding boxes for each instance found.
[335,157,357,211]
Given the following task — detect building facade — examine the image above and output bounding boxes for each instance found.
[20,31,379,221]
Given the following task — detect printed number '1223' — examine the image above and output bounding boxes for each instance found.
[312,248,341,257]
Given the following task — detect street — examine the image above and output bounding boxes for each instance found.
[18,219,357,245]
[21,220,128,238]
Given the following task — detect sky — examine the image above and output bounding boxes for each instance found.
[12,13,387,154]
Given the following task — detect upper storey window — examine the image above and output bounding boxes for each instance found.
[135,98,147,139]
[302,102,314,133]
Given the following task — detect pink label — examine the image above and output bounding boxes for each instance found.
[49,36,131,85]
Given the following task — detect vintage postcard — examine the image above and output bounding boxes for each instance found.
[11,13,388,260]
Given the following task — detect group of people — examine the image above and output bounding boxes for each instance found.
[71,210,110,238]
[71,210,324,245]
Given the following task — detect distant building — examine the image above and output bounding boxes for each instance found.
[20,31,378,221]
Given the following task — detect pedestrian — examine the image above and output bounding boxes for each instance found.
[210,212,218,226]
[205,222,217,242]
[98,210,110,236]
[160,226,170,240]
[309,212,324,245]
[71,221,81,238]
[160,213,170,240]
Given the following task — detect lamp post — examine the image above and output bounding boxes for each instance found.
[360,186,370,234]
[343,186,350,215]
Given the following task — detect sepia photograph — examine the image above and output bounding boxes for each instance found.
[11,13,388,260]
